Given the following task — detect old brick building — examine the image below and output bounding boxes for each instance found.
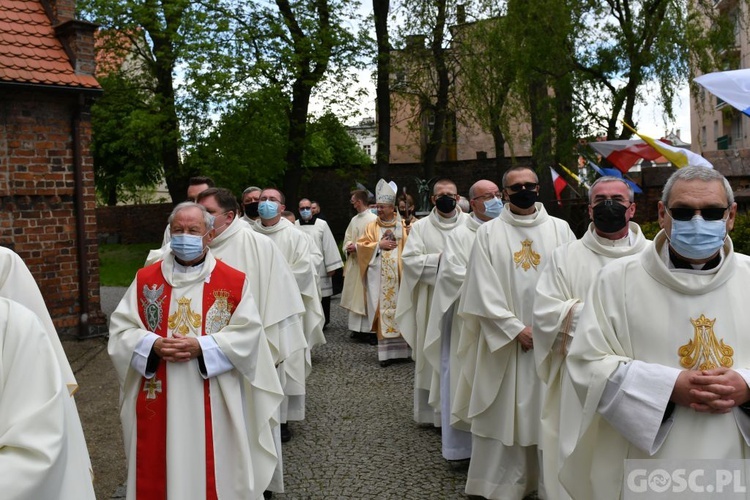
[0,0,106,336]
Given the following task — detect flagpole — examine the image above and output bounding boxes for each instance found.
[555,164,583,198]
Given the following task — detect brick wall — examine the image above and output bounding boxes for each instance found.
[0,89,106,337]
[96,203,173,244]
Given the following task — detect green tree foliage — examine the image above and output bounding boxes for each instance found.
[91,73,164,205]
[183,94,371,195]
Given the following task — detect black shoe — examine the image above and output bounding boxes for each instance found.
[369,334,378,346]
[280,423,292,443]
[350,331,357,339]
[263,491,274,499]
[380,360,392,367]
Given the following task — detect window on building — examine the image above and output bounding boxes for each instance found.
[713,120,719,141]
[364,145,372,156]
[702,126,707,148]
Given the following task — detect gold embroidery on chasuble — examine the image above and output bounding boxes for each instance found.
[143,378,162,400]
[678,315,734,370]
[168,297,202,337]
[513,239,541,271]
[205,290,234,334]
[379,249,400,338]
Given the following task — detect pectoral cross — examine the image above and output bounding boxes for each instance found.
[143,378,162,400]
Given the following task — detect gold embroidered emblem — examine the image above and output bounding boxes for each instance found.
[513,239,541,271]
[205,290,233,334]
[678,315,734,370]
[143,378,162,400]
[168,297,201,337]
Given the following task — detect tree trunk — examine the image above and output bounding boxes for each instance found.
[421,0,449,181]
[374,0,390,180]
[283,80,313,206]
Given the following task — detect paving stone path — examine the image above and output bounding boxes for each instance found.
[274,296,468,499]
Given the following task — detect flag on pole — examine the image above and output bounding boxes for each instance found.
[622,121,713,169]
[588,140,663,173]
[550,167,567,206]
[695,69,750,117]
[559,163,590,189]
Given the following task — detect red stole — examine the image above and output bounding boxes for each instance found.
[135,259,245,500]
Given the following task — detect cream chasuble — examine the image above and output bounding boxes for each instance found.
[253,217,326,422]
[357,217,411,361]
[0,246,94,490]
[561,231,750,500]
[458,203,574,443]
[109,251,283,500]
[341,210,377,329]
[457,203,574,499]
[532,222,649,500]
[295,218,343,297]
[424,215,482,459]
[396,207,469,425]
[0,298,95,499]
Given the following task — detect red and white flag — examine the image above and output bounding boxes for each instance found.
[550,167,567,206]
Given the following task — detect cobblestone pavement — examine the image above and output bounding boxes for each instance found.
[274,297,468,499]
[75,289,469,499]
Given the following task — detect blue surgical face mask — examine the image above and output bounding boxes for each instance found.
[258,200,279,220]
[370,208,377,215]
[667,214,727,261]
[483,197,503,219]
[300,208,312,220]
[170,233,206,262]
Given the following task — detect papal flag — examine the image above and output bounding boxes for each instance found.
[622,121,713,169]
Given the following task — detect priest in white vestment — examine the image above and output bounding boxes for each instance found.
[0,297,95,498]
[296,198,343,328]
[341,188,377,339]
[161,176,214,245]
[242,185,261,223]
[148,188,306,492]
[0,246,95,493]
[424,179,502,460]
[357,179,412,365]
[396,178,469,426]
[561,166,750,500]
[458,166,575,499]
[532,177,648,500]
[110,202,283,500]
[253,188,325,428]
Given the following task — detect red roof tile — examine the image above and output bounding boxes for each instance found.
[0,0,101,89]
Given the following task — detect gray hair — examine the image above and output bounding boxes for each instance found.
[661,167,734,206]
[502,166,538,188]
[588,176,634,203]
[242,186,261,196]
[168,201,215,230]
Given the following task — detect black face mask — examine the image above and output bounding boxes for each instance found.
[592,200,629,233]
[435,195,457,214]
[508,189,537,209]
[399,210,408,217]
[244,202,259,219]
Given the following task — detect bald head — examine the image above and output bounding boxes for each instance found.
[469,179,502,221]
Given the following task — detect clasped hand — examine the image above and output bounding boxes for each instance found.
[154,332,201,363]
[671,368,750,414]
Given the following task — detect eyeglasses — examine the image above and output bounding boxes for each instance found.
[299,206,312,210]
[505,182,538,192]
[668,206,728,221]
[472,192,502,201]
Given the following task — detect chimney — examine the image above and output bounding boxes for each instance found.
[55,20,98,75]
[457,4,466,24]
[41,0,75,24]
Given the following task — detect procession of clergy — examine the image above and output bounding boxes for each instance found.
[5,161,750,500]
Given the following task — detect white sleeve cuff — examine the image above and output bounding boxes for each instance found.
[598,360,681,455]
[131,333,160,378]
[197,336,234,379]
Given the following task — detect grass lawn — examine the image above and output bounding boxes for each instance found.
[99,242,159,286]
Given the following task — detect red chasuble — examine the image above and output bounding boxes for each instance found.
[135,259,245,500]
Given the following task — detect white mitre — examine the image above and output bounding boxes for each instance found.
[376,179,397,205]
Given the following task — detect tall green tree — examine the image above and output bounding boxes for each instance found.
[91,73,164,205]
[80,0,215,203]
